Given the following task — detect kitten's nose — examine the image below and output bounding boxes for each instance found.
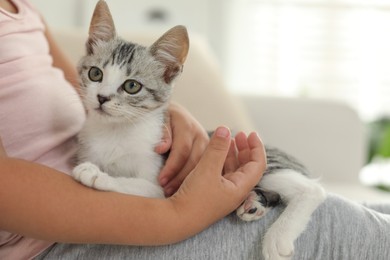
[97,94,110,105]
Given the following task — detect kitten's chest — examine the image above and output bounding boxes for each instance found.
[79,120,164,181]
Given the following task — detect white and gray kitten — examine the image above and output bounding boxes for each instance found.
[73,1,326,260]
[72,1,188,198]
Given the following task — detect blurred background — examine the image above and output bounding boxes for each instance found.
[30,0,390,122]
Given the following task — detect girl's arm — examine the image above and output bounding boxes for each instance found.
[0,129,266,245]
[0,156,187,245]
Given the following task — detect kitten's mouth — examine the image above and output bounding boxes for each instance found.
[94,107,111,116]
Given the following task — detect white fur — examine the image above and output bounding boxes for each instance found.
[72,104,166,198]
[261,171,325,260]
[238,170,326,260]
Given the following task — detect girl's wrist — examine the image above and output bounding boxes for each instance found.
[166,191,223,240]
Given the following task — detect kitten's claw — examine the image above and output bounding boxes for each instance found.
[236,191,269,221]
[72,162,104,188]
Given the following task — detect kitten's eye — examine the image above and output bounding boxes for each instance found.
[88,67,103,82]
[123,80,143,95]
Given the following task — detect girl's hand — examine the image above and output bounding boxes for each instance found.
[155,103,209,196]
[168,126,267,233]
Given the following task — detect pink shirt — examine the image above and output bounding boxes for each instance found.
[0,0,85,259]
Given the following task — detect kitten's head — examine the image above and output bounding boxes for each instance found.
[78,0,189,123]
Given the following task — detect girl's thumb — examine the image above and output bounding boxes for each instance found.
[196,126,231,174]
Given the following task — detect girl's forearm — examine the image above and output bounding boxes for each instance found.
[0,158,202,245]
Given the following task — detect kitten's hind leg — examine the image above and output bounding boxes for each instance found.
[236,187,281,221]
[260,170,326,260]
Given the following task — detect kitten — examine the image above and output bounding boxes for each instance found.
[73,1,326,260]
[72,1,188,198]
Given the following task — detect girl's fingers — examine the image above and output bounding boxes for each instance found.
[195,126,231,176]
[235,132,251,165]
[154,124,172,155]
[158,133,192,186]
[247,132,267,167]
[223,139,238,174]
[163,137,207,196]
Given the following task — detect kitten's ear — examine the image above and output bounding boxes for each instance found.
[150,25,189,84]
[87,0,116,54]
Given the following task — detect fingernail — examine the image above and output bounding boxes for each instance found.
[215,126,230,138]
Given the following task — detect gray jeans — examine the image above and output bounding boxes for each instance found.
[36,194,390,260]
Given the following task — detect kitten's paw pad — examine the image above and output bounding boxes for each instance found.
[236,191,268,221]
[72,162,104,188]
[262,232,294,260]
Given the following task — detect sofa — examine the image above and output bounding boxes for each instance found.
[53,28,390,202]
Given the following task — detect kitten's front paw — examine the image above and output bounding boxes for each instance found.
[236,191,269,221]
[262,228,295,260]
[72,162,104,188]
